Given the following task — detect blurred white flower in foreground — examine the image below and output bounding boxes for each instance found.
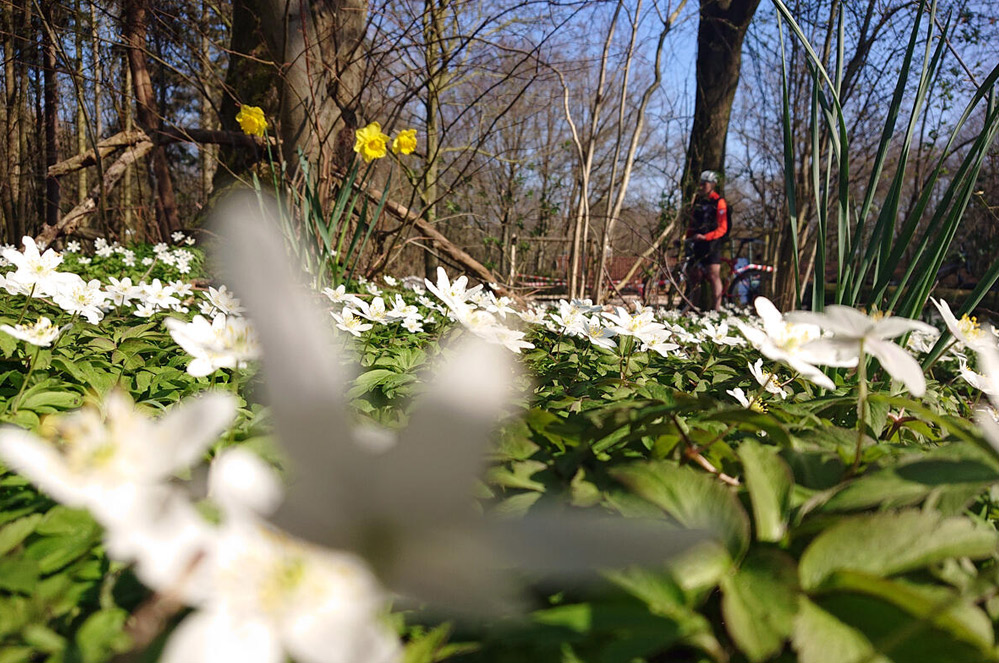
[976,345,999,451]
[162,448,399,663]
[788,305,935,397]
[216,193,707,615]
[0,390,234,530]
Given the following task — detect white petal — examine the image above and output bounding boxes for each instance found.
[162,609,282,663]
[872,316,936,340]
[866,338,926,397]
[154,392,237,473]
[798,338,861,368]
[209,447,283,516]
[0,431,86,506]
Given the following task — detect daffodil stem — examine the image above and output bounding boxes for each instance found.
[852,341,868,475]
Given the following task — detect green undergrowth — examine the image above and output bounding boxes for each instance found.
[0,268,998,663]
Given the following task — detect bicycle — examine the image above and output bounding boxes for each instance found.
[644,236,774,311]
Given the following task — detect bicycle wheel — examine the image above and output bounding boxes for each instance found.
[725,268,773,308]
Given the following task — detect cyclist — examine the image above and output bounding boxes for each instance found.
[685,170,728,311]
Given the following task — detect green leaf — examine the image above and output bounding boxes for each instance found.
[0,558,40,593]
[23,623,64,653]
[35,506,95,536]
[0,647,33,663]
[721,548,799,662]
[486,461,547,492]
[87,337,117,352]
[611,461,750,560]
[0,330,17,357]
[822,570,994,651]
[18,389,83,412]
[75,608,132,663]
[702,408,792,447]
[792,597,889,663]
[799,510,999,590]
[822,455,999,513]
[0,513,43,555]
[738,441,794,542]
[404,624,450,663]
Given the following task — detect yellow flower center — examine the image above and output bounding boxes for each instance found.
[958,314,983,340]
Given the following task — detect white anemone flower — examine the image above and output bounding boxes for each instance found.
[321,285,363,309]
[727,387,752,408]
[202,285,245,316]
[105,276,143,307]
[700,319,745,347]
[0,390,235,529]
[956,355,996,395]
[51,276,107,325]
[788,305,935,397]
[354,296,390,324]
[735,297,835,391]
[383,274,398,287]
[0,316,63,346]
[141,279,180,311]
[931,298,995,351]
[424,267,482,315]
[331,308,372,337]
[163,513,399,663]
[215,194,707,615]
[517,307,547,325]
[165,314,260,377]
[1,236,66,294]
[580,315,617,351]
[386,295,420,322]
[602,307,667,345]
[401,318,424,334]
[748,359,789,399]
[641,330,681,357]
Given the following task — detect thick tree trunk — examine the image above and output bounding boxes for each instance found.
[681,0,761,201]
[215,0,366,201]
[122,0,180,241]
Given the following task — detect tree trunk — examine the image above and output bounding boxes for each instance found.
[681,0,761,201]
[41,0,61,231]
[74,0,87,204]
[1,0,23,238]
[421,0,444,280]
[216,0,366,201]
[122,52,135,233]
[122,0,179,241]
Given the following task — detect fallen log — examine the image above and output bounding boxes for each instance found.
[47,128,272,177]
[36,138,155,246]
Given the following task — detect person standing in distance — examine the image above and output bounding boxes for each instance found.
[686,170,728,311]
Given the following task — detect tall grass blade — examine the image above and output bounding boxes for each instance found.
[777,14,802,305]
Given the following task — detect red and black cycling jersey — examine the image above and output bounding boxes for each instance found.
[687,190,728,242]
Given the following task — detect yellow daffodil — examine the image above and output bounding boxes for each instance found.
[354,122,390,162]
[392,129,418,155]
[236,105,268,137]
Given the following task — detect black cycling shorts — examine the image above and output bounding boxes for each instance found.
[689,239,721,266]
